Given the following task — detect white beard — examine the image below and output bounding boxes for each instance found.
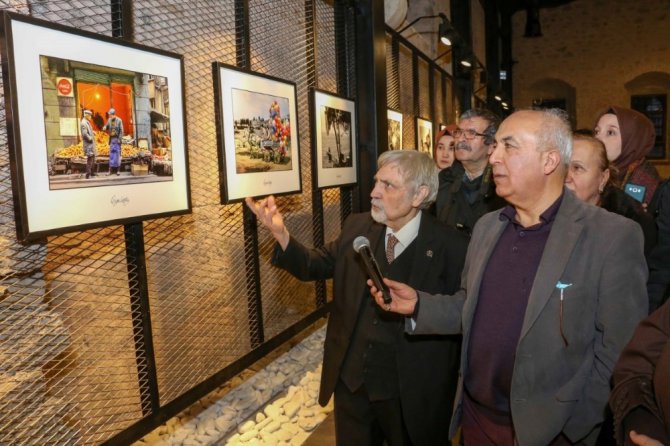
[370,200,387,224]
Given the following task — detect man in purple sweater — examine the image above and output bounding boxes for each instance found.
[371,108,648,445]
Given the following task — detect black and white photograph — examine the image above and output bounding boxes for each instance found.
[417,117,433,156]
[387,108,403,150]
[310,89,357,189]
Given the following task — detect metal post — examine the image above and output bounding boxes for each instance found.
[353,0,387,212]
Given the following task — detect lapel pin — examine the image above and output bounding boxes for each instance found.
[426,250,433,258]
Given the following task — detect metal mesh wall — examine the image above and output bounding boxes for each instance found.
[398,43,415,151]
[0,0,350,444]
[418,58,430,120]
[435,70,445,126]
[385,32,454,152]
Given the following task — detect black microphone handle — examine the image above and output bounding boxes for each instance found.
[359,245,392,304]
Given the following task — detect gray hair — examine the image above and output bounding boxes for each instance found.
[533,108,573,169]
[460,108,501,145]
[377,150,438,209]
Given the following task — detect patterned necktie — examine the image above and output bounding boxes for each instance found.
[386,234,398,263]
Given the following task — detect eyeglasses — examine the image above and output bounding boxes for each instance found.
[452,128,487,140]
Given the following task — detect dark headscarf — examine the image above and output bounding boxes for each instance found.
[597,105,655,176]
[434,124,457,163]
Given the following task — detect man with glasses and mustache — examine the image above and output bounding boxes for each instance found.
[246,150,467,445]
[435,108,506,237]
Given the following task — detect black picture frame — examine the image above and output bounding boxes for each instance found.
[0,12,191,243]
[387,108,403,151]
[213,62,302,203]
[416,116,433,156]
[309,88,358,190]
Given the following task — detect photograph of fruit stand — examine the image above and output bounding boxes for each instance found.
[40,55,174,190]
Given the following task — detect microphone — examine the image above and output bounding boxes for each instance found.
[353,236,392,304]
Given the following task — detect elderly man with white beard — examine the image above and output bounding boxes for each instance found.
[246,150,467,446]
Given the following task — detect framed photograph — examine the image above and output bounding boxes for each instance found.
[310,88,357,189]
[0,12,190,242]
[417,117,433,156]
[387,108,403,151]
[213,62,301,203]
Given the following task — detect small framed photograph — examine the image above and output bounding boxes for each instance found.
[310,88,357,189]
[0,12,190,242]
[387,108,403,151]
[213,62,301,203]
[417,117,433,156]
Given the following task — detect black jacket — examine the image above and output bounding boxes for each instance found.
[434,161,506,236]
[648,180,670,312]
[273,211,468,445]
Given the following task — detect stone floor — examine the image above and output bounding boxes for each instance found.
[134,320,335,446]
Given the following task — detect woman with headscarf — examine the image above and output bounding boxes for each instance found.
[434,124,456,170]
[594,105,661,207]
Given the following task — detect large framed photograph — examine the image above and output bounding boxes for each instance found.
[0,12,190,242]
[310,88,357,189]
[213,63,301,203]
[417,117,433,156]
[387,108,403,150]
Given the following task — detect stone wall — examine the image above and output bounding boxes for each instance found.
[511,0,670,177]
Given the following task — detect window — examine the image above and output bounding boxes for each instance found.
[631,94,667,159]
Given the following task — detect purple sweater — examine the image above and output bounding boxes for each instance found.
[465,196,562,415]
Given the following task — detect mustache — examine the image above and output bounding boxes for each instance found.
[456,141,471,151]
[370,199,383,209]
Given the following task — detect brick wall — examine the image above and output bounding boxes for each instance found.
[511,0,670,177]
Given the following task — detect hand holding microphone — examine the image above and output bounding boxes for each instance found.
[353,236,392,305]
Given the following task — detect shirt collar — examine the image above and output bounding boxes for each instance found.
[386,210,422,247]
[499,192,564,227]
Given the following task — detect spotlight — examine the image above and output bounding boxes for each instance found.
[397,12,456,48]
[438,14,456,46]
[460,53,474,68]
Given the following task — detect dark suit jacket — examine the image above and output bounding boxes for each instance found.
[434,161,506,236]
[273,211,467,445]
[610,299,670,445]
[412,189,648,445]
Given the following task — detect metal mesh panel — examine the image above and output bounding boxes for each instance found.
[418,58,430,120]
[0,3,140,445]
[398,43,414,150]
[386,33,399,110]
[434,70,444,126]
[316,0,341,303]
[316,0,337,93]
[0,0,347,444]
[446,76,456,122]
[387,34,453,149]
[131,0,242,407]
[249,0,317,340]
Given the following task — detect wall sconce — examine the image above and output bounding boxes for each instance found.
[398,12,454,47]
